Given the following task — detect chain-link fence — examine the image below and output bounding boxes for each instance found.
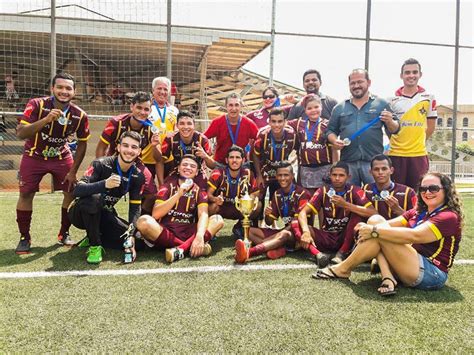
[1,0,473,190]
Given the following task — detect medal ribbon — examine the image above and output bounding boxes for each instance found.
[281,184,295,217]
[412,205,447,228]
[116,158,133,194]
[226,167,241,198]
[153,101,167,125]
[371,181,394,197]
[305,116,320,142]
[270,131,286,161]
[226,115,241,145]
[348,115,381,141]
[51,97,70,118]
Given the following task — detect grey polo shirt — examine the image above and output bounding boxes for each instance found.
[326,94,399,162]
[287,92,338,120]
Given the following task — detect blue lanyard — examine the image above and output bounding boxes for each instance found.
[281,184,295,217]
[413,205,446,228]
[330,185,347,196]
[226,167,240,197]
[115,159,133,194]
[153,101,167,124]
[51,97,70,117]
[349,115,381,141]
[305,116,320,142]
[270,131,286,161]
[372,181,394,197]
[179,139,191,156]
[226,115,241,145]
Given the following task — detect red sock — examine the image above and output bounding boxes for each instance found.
[249,244,266,257]
[291,220,302,239]
[308,244,320,256]
[174,231,212,253]
[16,209,32,240]
[59,207,71,235]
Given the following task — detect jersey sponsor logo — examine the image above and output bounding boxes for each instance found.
[325,216,349,231]
[168,210,193,220]
[104,195,121,204]
[42,146,61,158]
[305,142,324,149]
[41,132,67,144]
[400,121,424,127]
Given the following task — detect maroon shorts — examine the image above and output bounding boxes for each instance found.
[19,154,73,193]
[389,155,429,189]
[309,227,344,253]
[260,227,282,239]
[152,225,211,249]
[217,202,243,220]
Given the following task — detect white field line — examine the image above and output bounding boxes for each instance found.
[0,260,473,279]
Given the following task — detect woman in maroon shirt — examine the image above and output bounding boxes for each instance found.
[314,172,463,296]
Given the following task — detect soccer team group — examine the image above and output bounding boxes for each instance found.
[14,58,463,296]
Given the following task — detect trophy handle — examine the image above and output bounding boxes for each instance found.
[252,196,259,212]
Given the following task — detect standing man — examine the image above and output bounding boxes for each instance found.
[15,73,90,254]
[70,131,145,264]
[141,76,179,178]
[388,58,437,189]
[204,93,258,166]
[95,91,158,214]
[286,69,338,120]
[327,69,400,186]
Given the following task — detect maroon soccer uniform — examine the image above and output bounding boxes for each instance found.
[155,175,208,241]
[267,184,311,226]
[20,96,90,160]
[402,208,462,273]
[246,106,292,130]
[252,126,297,184]
[363,182,417,219]
[288,117,332,166]
[99,113,154,155]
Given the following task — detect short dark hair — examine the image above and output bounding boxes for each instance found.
[370,154,393,169]
[119,131,142,145]
[269,108,285,120]
[225,92,242,106]
[330,161,350,175]
[180,154,200,169]
[177,110,195,122]
[348,68,370,81]
[226,145,245,159]
[303,69,321,83]
[131,91,151,104]
[301,94,321,109]
[262,86,279,98]
[401,58,421,73]
[51,73,76,89]
[276,161,294,175]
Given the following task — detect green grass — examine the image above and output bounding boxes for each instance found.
[1,192,473,352]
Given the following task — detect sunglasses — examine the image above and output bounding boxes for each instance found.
[419,185,443,193]
[263,95,276,99]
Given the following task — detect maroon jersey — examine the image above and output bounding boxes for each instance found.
[308,185,372,233]
[208,167,258,203]
[20,96,90,160]
[247,105,292,130]
[252,126,297,183]
[268,184,311,226]
[155,175,208,240]
[363,182,417,219]
[161,131,211,174]
[100,113,154,155]
[288,117,332,166]
[401,207,461,273]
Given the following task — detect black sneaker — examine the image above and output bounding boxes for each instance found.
[57,231,76,246]
[15,236,31,254]
[232,223,244,240]
[316,252,330,268]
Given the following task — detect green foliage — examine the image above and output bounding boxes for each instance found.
[457,142,474,156]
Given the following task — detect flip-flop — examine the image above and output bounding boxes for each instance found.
[312,266,349,280]
[378,277,397,296]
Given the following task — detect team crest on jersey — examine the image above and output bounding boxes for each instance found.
[419,107,427,115]
[157,186,168,199]
[23,104,34,118]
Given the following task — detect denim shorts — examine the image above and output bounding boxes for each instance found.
[411,254,448,290]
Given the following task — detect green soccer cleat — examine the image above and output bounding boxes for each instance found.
[77,236,90,248]
[87,245,104,264]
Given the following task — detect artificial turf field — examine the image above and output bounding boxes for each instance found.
[1,192,473,352]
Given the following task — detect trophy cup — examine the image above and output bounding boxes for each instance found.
[234,177,258,249]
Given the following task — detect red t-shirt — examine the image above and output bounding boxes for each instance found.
[204,114,258,164]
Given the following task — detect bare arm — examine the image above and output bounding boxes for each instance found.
[16,109,61,140]
[95,140,108,158]
[426,118,436,140]
[152,188,183,220]
[330,196,377,218]
[358,221,439,244]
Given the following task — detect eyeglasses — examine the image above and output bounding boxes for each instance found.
[419,185,443,193]
[262,95,276,100]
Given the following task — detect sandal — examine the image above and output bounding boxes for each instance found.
[312,266,349,280]
[378,277,397,296]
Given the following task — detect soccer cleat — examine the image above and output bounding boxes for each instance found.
[202,243,212,257]
[77,236,90,248]
[87,245,104,264]
[331,251,346,265]
[57,231,76,246]
[266,247,286,260]
[165,247,184,263]
[234,239,249,264]
[15,236,31,254]
[316,252,330,268]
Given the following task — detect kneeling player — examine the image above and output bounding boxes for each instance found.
[207,145,261,237]
[235,162,311,263]
[136,155,224,263]
[69,131,145,264]
[293,161,376,267]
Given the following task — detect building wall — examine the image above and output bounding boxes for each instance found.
[436,105,474,145]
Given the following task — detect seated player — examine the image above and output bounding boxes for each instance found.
[95,91,158,214]
[136,155,224,263]
[362,154,417,293]
[314,172,463,295]
[155,110,215,189]
[69,131,145,264]
[292,161,376,267]
[234,162,311,263]
[207,145,261,237]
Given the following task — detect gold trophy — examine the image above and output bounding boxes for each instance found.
[234,177,258,248]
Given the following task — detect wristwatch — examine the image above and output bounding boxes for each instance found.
[371,225,379,238]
